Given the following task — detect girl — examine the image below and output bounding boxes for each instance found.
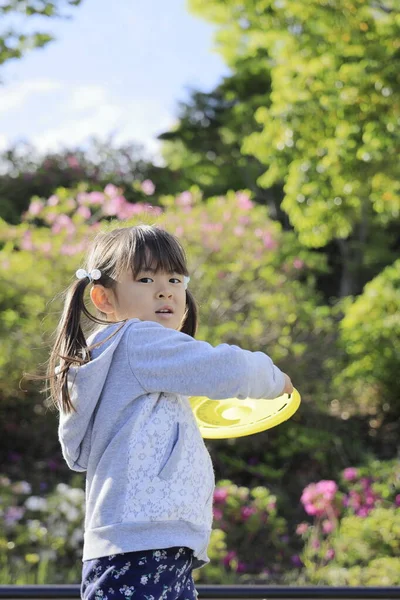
[48,224,293,600]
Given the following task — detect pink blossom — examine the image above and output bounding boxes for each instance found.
[395,494,400,507]
[234,226,244,236]
[175,226,184,237]
[356,507,370,517]
[51,215,76,235]
[296,522,309,535]
[202,223,223,233]
[141,179,156,196]
[77,206,91,220]
[325,548,335,560]
[255,228,263,237]
[236,562,247,573]
[103,195,126,217]
[214,488,229,504]
[223,550,237,568]
[311,539,320,549]
[241,506,257,521]
[236,191,254,210]
[40,242,52,254]
[28,200,44,216]
[67,156,80,169]
[77,192,89,205]
[21,231,34,251]
[301,480,338,517]
[262,232,277,250]
[239,216,250,225]
[217,271,227,279]
[322,519,335,534]
[104,184,120,197]
[176,191,193,206]
[293,258,304,269]
[46,212,57,224]
[47,195,59,206]
[88,192,105,205]
[343,467,358,481]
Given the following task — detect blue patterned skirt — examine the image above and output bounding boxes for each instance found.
[81,547,198,600]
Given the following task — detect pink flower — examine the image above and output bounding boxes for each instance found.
[262,232,277,250]
[77,206,91,220]
[47,195,59,206]
[356,507,370,517]
[236,191,254,210]
[104,184,120,197]
[141,179,156,196]
[301,480,338,517]
[325,548,335,560]
[236,562,247,573]
[103,195,126,217]
[343,467,358,481]
[311,539,320,549]
[28,200,44,216]
[322,519,335,534]
[51,214,76,235]
[293,258,304,269]
[296,522,309,535]
[241,506,257,521]
[234,226,244,236]
[223,550,237,568]
[67,156,80,169]
[176,191,193,206]
[21,231,34,251]
[214,488,228,504]
[88,192,105,205]
[395,494,400,507]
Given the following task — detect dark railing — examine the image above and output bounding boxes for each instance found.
[0,586,399,599]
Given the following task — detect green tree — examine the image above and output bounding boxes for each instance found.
[189,0,400,297]
[1,0,83,72]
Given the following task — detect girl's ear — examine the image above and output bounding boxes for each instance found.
[90,285,116,315]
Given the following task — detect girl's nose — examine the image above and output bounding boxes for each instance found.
[157,288,172,298]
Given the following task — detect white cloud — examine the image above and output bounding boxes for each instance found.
[0,79,62,114]
[32,103,123,151]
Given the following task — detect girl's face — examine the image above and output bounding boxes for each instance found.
[93,265,187,331]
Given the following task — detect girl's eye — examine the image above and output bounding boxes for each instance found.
[138,277,154,283]
[170,278,181,284]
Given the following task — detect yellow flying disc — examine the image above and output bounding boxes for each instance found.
[190,388,301,439]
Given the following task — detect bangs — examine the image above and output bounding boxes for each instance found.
[130,226,188,278]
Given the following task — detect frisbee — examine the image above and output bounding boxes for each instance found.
[189,388,301,439]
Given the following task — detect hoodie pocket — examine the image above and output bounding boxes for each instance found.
[158,422,184,480]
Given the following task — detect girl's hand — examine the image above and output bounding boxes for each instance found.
[281,373,294,395]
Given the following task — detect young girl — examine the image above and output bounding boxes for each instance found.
[49,224,293,600]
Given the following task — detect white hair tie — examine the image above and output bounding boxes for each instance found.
[184,276,190,290]
[76,268,102,283]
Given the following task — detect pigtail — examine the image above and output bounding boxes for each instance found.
[47,278,111,414]
[180,289,198,338]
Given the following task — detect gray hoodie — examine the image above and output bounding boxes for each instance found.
[58,319,285,567]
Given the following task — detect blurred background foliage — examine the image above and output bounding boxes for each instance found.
[0,0,399,586]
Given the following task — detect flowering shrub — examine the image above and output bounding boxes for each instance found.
[196,480,292,584]
[0,475,84,583]
[296,459,400,584]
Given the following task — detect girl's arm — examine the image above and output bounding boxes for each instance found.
[127,321,286,400]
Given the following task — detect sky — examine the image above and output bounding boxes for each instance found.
[0,0,229,161]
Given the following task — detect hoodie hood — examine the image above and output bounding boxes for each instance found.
[58,321,129,471]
